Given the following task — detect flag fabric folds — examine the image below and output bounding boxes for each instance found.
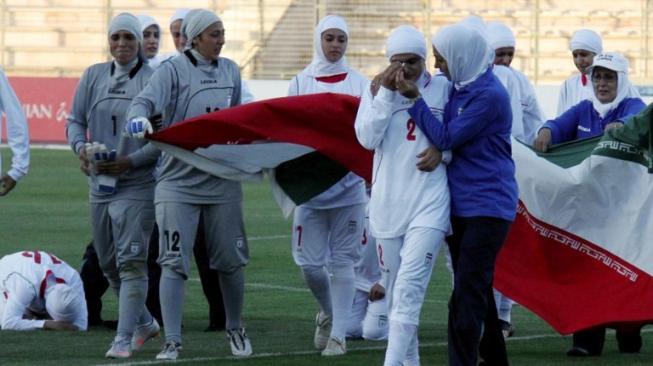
[494,118,653,334]
[148,92,372,214]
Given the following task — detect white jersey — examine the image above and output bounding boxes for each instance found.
[0,68,29,181]
[288,70,368,209]
[510,68,545,144]
[354,73,451,239]
[493,65,529,143]
[0,251,87,331]
[557,73,593,116]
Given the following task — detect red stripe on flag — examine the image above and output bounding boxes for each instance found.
[494,201,653,334]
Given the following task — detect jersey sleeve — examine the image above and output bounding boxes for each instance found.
[354,85,395,150]
[66,67,93,154]
[1,277,45,331]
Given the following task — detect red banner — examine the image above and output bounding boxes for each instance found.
[7,76,79,144]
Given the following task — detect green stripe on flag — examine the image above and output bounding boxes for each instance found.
[521,136,601,169]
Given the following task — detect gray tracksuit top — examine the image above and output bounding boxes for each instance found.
[127,51,242,204]
[66,59,159,203]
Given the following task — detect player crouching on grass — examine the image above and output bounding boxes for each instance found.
[0,251,87,331]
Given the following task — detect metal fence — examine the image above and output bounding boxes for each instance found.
[1,0,653,83]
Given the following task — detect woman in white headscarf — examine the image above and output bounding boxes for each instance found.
[355,24,451,366]
[287,15,368,357]
[66,12,160,359]
[557,29,603,115]
[534,52,645,152]
[396,22,517,366]
[137,14,162,67]
[126,8,251,361]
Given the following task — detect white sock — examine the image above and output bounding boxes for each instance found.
[302,265,332,317]
[384,320,417,366]
[329,264,355,340]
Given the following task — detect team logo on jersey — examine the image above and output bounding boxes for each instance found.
[457,107,464,116]
[424,252,434,267]
[348,220,358,234]
[130,242,140,254]
[108,88,126,95]
[235,237,244,249]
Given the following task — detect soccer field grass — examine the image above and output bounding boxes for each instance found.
[0,148,651,365]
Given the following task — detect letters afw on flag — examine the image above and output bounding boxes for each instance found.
[494,109,653,334]
[148,93,372,216]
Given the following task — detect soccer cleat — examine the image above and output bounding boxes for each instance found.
[227,328,253,357]
[313,311,332,350]
[132,318,160,351]
[499,320,515,339]
[105,337,132,359]
[321,336,346,356]
[156,340,182,360]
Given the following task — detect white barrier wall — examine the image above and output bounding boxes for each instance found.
[247,80,653,121]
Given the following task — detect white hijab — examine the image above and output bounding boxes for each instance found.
[304,15,350,77]
[589,52,639,118]
[385,25,427,61]
[569,29,603,54]
[487,21,516,50]
[108,13,142,85]
[432,23,489,88]
[169,8,190,26]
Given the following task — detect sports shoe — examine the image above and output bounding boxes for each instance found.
[499,320,515,339]
[132,318,160,351]
[566,346,592,357]
[321,336,346,356]
[156,340,182,360]
[314,311,332,350]
[105,336,132,359]
[227,328,253,357]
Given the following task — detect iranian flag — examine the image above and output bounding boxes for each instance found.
[494,112,653,334]
[148,92,372,216]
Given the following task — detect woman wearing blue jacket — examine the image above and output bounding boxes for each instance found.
[395,23,517,366]
[534,52,645,152]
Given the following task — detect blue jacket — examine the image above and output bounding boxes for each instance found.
[543,98,646,144]
[408,68,518,221]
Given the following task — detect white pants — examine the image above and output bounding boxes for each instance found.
[346,289,389,340]
[292,204,365,267]
[377,227,445,325]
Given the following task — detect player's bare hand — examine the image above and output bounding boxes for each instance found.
[78,149,92,176]
[416,146,442,172]
[44,320,79,331]
[395,69,419,99]
[378,62,402,91]
[370,74,383,97]
[604,121,624,131]
[533,128,552,153]
[95,156,131,176]
[0,175,17,196]
[369,283,386,301]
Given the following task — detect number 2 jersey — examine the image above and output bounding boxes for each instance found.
[0,251,86,330]
[127,50,243,205]
[354,73,451,239]
[66,59,159,203]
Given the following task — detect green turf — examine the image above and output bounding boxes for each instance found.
[0,147,651,365]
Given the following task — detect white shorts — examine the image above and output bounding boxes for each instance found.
[346,289,389,340]
[377,227,446,326]
[291,203,365,267]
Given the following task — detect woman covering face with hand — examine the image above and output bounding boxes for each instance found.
[355,25,451,366]
[396,23,518,366]
[534,52,645,152]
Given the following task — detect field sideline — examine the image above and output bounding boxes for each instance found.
[0,147,651,365]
